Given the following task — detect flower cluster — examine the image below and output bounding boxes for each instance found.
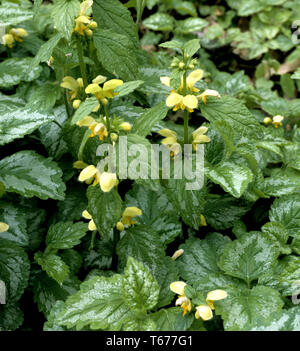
[60,76,84,109]
[82,210,96,231]
[116,207,142,231]
[2,28,28,48]
[170,281,227,320]
[264,115,284,128]
[73,0,98,37]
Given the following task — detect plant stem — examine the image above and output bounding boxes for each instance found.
[76,35,88,89]
[111,229,120,270]
[63,90,71,119]
[184,110,189,145]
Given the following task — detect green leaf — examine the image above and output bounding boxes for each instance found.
[261,222,291,254]
[51,0,80,40]
[183,39,201,57]
[200,96,263,139]
[93,28,138,81]
[0,302,23,331]
[132,102,168,137]
[87,186,123,239]
[216,285,284,331]
[150,307,181,331]
[269,195,300,237]
[0,58,42,88]
[122,257,159,312]
[0,201,28,247]
[46,221,88,249]
[43,301,66,331]
[35,252,69,285]
[31,33,62,67]
[176,18,209,34]
[143,13,174,31]
[249,307,300,331]
[26,82,61,113]
[57,275,132,330]
[115,80,144,97]
[0,238,30,301]
[206,161,253,198]
[219,232,279,285]
[93,0,139,47]
[0,2,33,25]
[159,40,183,50]
[123,317,156,331]
[263,169,300,197]
[71,97,99,125]
[0,151,66,200]
[0,101,55,146]
[125,183,181,246]
[177,233,231,284]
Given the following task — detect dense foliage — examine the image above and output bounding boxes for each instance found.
[1,0,300,331]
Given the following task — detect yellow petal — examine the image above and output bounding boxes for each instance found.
[76,116,95,127]
[160,76,171,87]
[182,95,198,109]
[77,78,84,88]
[88,219,97,231]
[158,128,177,138]
[79,165,98,182]
[103,79,123,91]
[60,76,79,90]
[122,207,142,218]
[193,135,211,144]
[195,305,213,321]
[82,210,92,219]
[85,84,101,94]
[206,289,227,301]
[171,249,184,260]
[99,172,118,192]
[192,126,208,139]
[116,221,125,231]
[92,75,107,84]
[200,214,207,226]
[187,69,203,88]
[273,115,284,123]
[73,160,89,169]
[10,28,28,37]
[161,136,177,145]
[2,34,14,46]
[0,222,9,233]
[79,0,93,15]
[75,15,90,24]
[170,281,186,295]
[166,92,183,107]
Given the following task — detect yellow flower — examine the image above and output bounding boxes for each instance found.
[85,77,123,104]
[161,69,203,112]
[192,126,211,150]
[116,221,125,231]
[120,122,132,132]
[272,115,284,128]
[2,34,14,48]
[171,249,184,260]
[78,165,118,192]
[197,89,221,104]
[9,28,28,42]
[76,116,108,141]
[158,129,181,155]
[60,76,84,100]
[0,222,9,233]
[121,207,142,226]
[82,210,96,231]
[195,289,227,321]
[170,281,191,316]
[73,0,93,35]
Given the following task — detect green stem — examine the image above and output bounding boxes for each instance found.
[184,110,189,145]
[52,120,63,129]
[111,229,120,270]
[6,47,12,58]
[76,35,88,89]
[63,90,71,119]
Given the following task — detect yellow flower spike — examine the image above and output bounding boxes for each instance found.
[2,34,15,47]
[78,165,99,182]
[120,122,132,132]
[116,221,125,231]
[85,83,102,94]
[0,222,9,233]
[121,207,142,226]
[171,249,184,261]
[73,160,89,169]
[272,115,284,128]
[73,99,81,109]
[195,305,213,321]
[197,89,221,104]
[264,117,272,125]
[92,75,107,84]
[206,289,227,310]
[186,69,203,91]
[99,172,118,192]
[170,281,186,295]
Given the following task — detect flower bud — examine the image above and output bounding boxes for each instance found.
[178,62,185,69]
[116,221,125,231]
[188,63,195,69]
[73,99,81,109]
[264,117,272,125]
[110,133,118,142]
[120,122,132,132]
[89,21,98,29]
[85,29,93,37]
